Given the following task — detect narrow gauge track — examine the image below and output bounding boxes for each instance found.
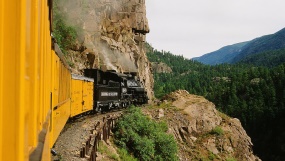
[52,109,125,161]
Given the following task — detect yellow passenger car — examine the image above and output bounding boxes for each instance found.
[0,0,72,160]
[71,74,94,117]
[51,44,72,150]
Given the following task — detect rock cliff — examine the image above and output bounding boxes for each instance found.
[55,0,154,100]
[151,62,173,73]
[146,90,261,161]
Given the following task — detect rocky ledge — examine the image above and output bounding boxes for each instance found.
[146,90,261,161]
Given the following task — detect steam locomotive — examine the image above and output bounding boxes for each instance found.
[84,69,148,112]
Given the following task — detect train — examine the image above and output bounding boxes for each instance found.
[0,0,148,161]
[84,69,148,112]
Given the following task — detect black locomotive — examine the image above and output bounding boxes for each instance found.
[84,69,148,112]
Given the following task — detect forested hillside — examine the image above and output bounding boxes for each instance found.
[147,43,285,161]
[238,48,285,67]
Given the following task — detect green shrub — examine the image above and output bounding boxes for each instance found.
[117,148,138,161]
[208,152,216,160]
[53,1,77,55]
[157,120,168,132]
[113,106,178,161]
[97,141,119,161]
[210,126,224,136]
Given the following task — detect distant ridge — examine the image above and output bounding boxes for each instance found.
[192,42,248,65]
[193,27,285,65]
[232,27,285,63]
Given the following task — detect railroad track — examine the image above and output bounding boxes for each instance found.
[52,110,124,161]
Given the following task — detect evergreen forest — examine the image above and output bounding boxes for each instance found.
[146,44,285,161]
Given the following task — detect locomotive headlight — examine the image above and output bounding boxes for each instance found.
[122,88,127,93]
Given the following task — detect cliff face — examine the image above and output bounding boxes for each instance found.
[151,62,173,73]
[56,0,154,100]
[147,90,261,161]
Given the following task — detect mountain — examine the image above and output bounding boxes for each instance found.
[194,27,285,65]
[232,27,285,63]
[192,42,248,65]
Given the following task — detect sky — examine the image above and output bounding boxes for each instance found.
[145,0,285,59]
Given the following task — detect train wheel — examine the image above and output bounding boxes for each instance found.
[95,106,102,113]
[108,103,113,110]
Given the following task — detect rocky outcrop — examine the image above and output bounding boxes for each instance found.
[56,0,154,100]
[151,62,172,73]
[150,90,261,161]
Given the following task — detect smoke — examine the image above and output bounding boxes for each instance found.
[99,43,118,71]
[117,52,138,72]
[99,42,137,72]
